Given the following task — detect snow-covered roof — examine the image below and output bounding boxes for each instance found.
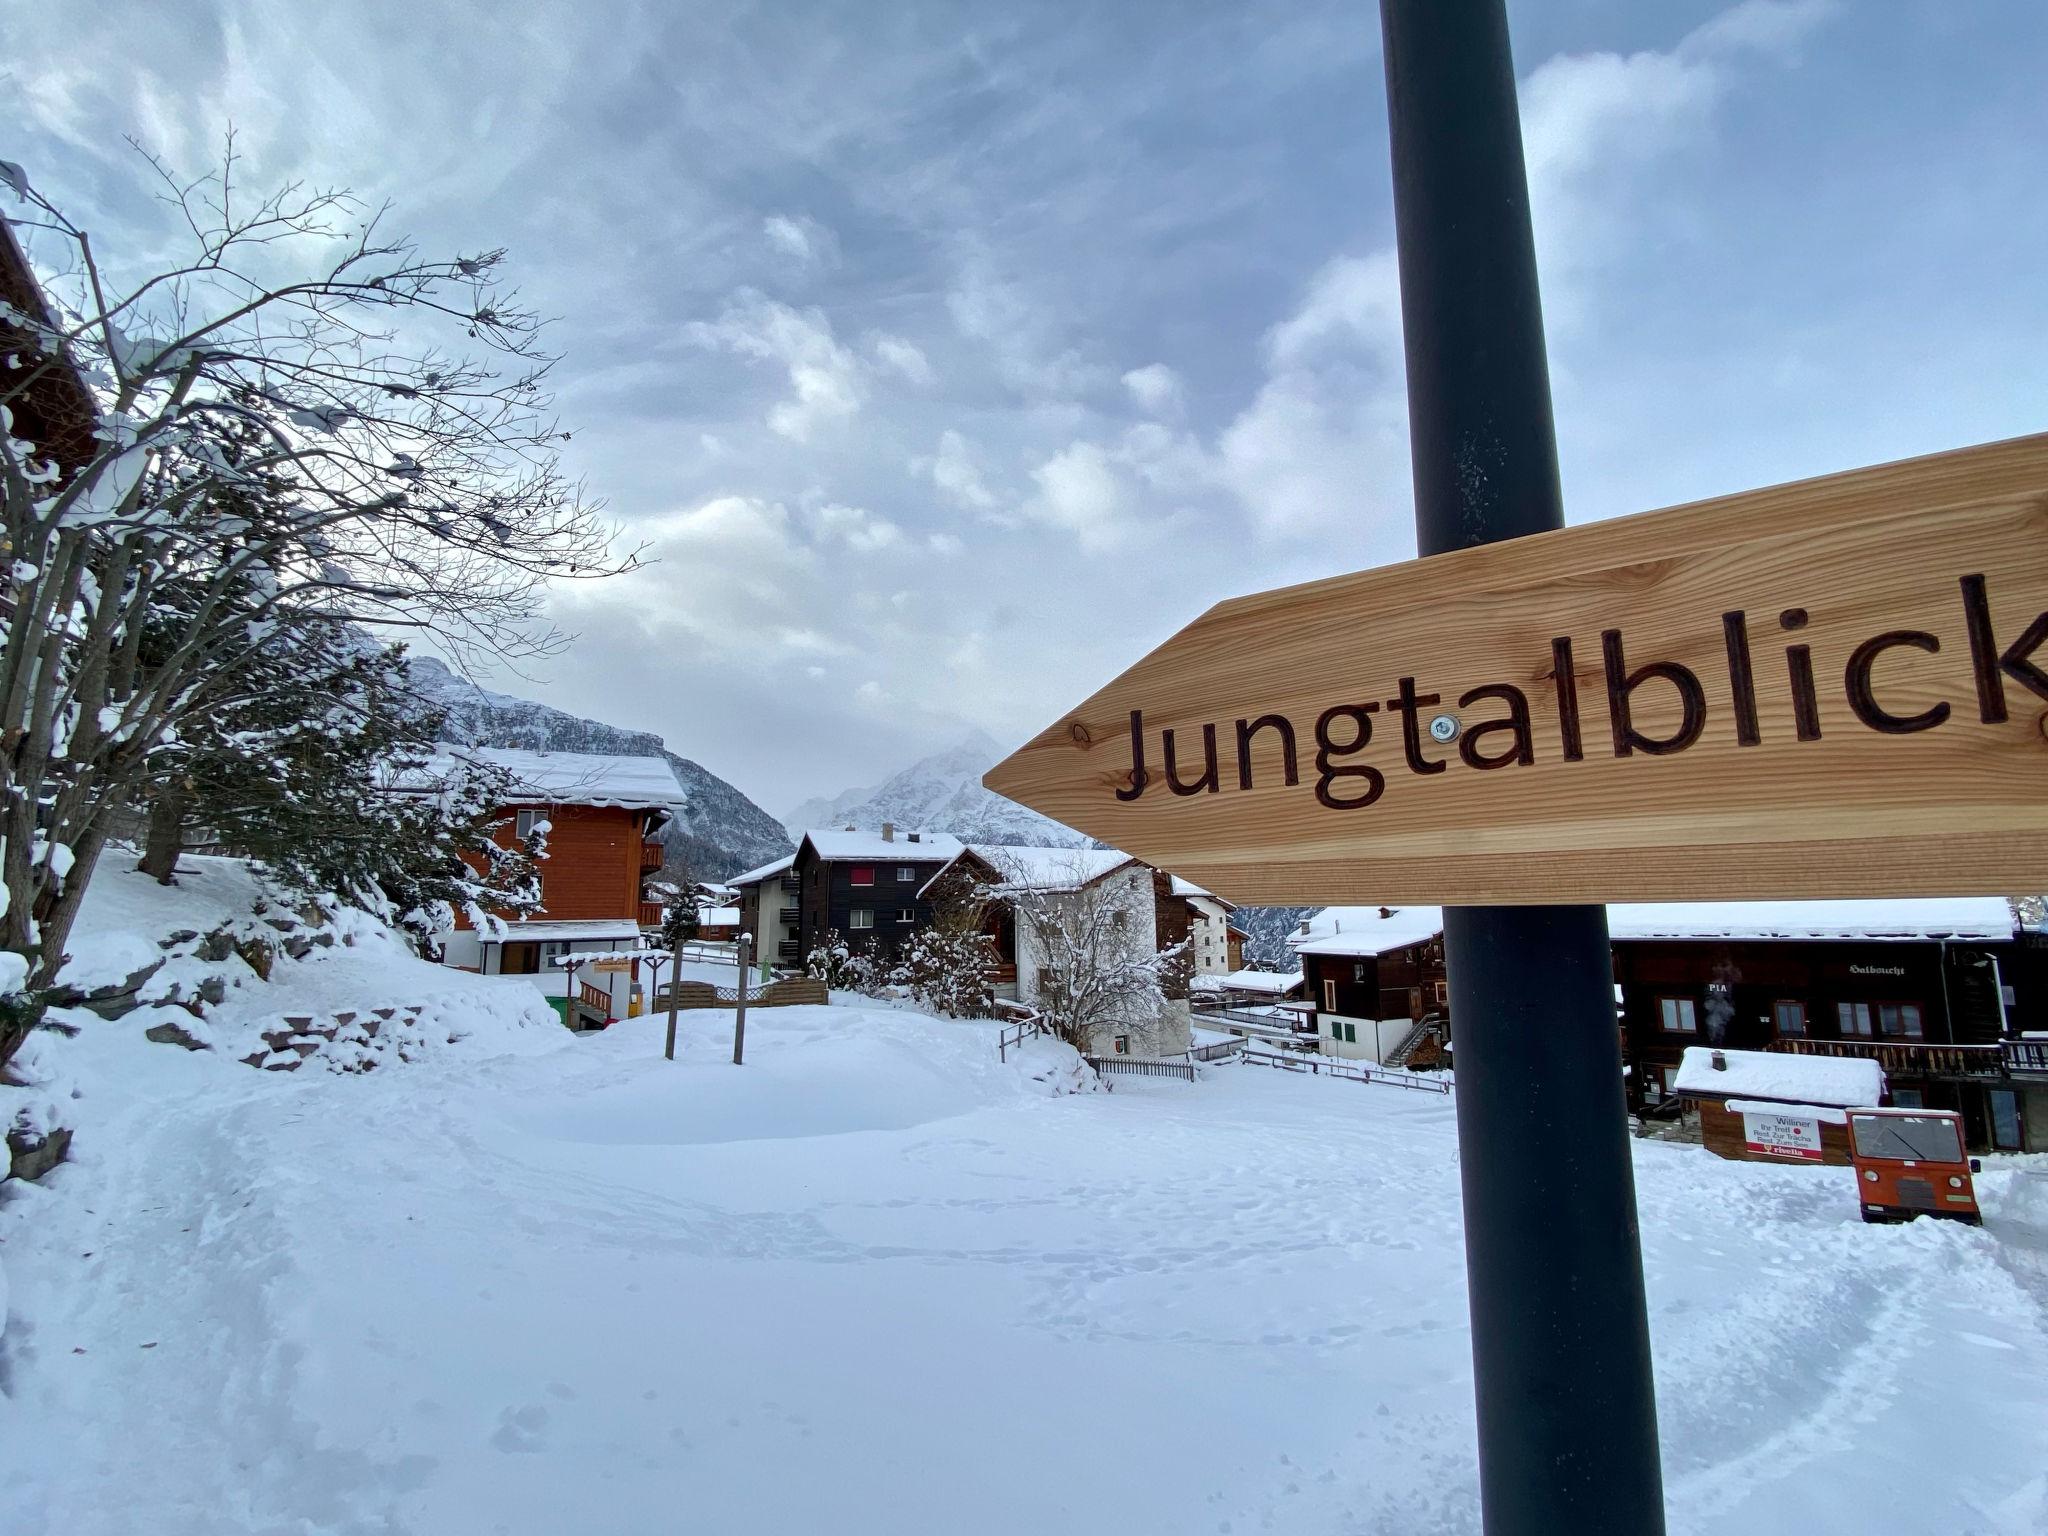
[1170,875,1233,909]
[1672,1045,1884,1108]
[973,845,1137,893]
[799,829,964,864]
[1291,906,1444,958]
[1214,968,1304,996]
[703,907,740,925]
[730,853,795,888]
[478,919,644,944]
[1607,898,2016,943]
[408,748,684,810]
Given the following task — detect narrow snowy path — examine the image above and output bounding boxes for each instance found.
[5,1004,2046,1535]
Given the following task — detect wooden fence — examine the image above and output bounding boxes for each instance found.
[654,977,828,1011]
[1085,1055,1200,1083]
[1191,1036,1247,1063]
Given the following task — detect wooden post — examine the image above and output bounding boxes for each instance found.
[731,931,753,1066]
[663,949,681,1061]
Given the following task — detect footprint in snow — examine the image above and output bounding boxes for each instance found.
[491,1404,550,1452]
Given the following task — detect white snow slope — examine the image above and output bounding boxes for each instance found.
[5,980,2048,1532]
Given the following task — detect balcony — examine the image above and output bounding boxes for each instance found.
[777,940,801,958]
[2004,1038,2048,1079]
[778,907,800,925]
[639,842,664,873]
[780,875,801,891]
[638,901,663,927]
[1773,1037,2006,1080]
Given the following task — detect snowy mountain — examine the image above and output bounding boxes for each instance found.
[406,657,792,880]
[784,731,1090,848]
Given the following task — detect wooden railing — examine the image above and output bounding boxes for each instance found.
[578,981,611,1013]
[1236,1044,1452,1094]
[639,842,664,872]
[1772,1037,2006,1078]
[1086,1055,1199,1082]
[638,901,664,927]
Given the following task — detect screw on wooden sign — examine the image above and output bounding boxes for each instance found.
[985,433,2048,907]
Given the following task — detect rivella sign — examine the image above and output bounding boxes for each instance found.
[983,434,2048,907]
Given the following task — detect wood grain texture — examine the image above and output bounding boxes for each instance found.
[984,434,2048,907]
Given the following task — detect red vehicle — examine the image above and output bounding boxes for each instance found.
[1847,1107,1982,1225]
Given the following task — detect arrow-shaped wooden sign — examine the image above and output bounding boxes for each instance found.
[985,433,2048,907]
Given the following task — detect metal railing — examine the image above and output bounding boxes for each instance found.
[1086,1054,1200,1082]
[1192,1036,1247,1063]
[1236,1044,1451,1094]
[997,1006,1048,1063]
[2005,1039,2048,1077]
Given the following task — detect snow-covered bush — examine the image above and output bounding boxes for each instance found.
[891,926,997,1019]
[805,935,884,995]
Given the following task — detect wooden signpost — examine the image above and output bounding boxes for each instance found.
[984,432,2048,908]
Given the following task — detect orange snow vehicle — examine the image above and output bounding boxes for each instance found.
[1847,1107,1982,1225]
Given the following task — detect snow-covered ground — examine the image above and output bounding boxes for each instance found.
[4,878,2047,1533]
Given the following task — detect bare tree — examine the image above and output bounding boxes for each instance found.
[0,142,637,1020]
[991,853,1187,1057]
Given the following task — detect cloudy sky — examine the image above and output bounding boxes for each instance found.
[7,0,2047,814]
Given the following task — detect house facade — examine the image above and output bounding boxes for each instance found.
[1172,878,1242,978]
[961,846,1196,1060]
[732,854,800,965]
[764,826,966,967]
[1290,906,1449,1062]
[1611,899,2045,1152]
[436,748,683,1026]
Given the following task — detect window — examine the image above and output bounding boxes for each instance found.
[897,866,916,882]
[1344,1022,1357,1044]
[1657,997,1698,1033]
[1112,910,1130,931]
[850,866,875,886]
[1323,980,1338,1014]
[515,808,544,839]
[850,909,874,930]
[1877,1002,1923,1038]
[1772,999,1807,1036]
[1331,1020,1342,1040]
[1113,1034,1130,1055]
[1837,1001,1874,1037]
[1353,962,1369,983]
[1890,1087,1924,1108]
[897,908,916,924]
[1433,981,1448,1007]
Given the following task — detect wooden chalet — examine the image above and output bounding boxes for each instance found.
[433,748,683,1027]
[1,218,99,485]
[1290,906,1449,1064]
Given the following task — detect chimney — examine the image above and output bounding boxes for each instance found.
[881,822,895,843]
[1378,906,1393,920]
[908,830,921,844]
[1710,1050,1727,1071]
[1297,918,1311,935]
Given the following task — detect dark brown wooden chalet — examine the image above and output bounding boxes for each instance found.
[788,826,966,965]
[1289,906,1448,1063]
[1611,899,2046,1152]
[1,219,100,483]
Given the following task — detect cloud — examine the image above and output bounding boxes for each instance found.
[1026,440,1142,553]
[685,289,864,441]
[809,502,904,552]
[1121,363,1185,420]
[869,332,933,385]
[916,429,997,510]
[762,212,838,267]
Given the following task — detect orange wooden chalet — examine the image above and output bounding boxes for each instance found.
[436,748,683,1026]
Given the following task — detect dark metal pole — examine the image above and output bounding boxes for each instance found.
[1379,4,1666,1534]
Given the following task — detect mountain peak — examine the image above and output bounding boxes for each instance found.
[783,733,1085,848]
